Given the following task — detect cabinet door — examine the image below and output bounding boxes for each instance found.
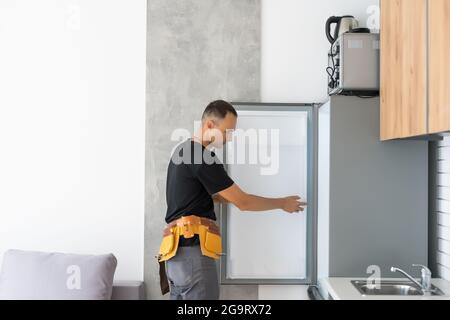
[429,0,450,134]
[380,0,428,140]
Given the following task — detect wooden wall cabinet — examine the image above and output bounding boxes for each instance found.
[429,0,450,134]
[380,0,427,141]
[380,0,450,140]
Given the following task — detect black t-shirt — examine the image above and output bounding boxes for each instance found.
[165,139,234,245]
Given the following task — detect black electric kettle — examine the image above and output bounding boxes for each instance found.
[325,15,359,44]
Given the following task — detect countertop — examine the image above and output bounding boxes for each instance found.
[318,277,450,300]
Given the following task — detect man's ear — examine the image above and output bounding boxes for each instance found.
[206,119,215,129]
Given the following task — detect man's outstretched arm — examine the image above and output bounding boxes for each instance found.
[217,183,307,214]
[212,194,229,204]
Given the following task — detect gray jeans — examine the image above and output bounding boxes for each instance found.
[166,245,219,300]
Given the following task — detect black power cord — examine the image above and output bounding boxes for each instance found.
[327,43,338,91]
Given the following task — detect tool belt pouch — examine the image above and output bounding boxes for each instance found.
[157,228,179,296]
[158,228,179,262]
[198,226,222,259]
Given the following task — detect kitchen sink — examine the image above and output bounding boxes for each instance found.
[351,280,445,296]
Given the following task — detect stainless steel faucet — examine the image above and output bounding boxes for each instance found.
[413,264,432,291]
[390,264,432,292]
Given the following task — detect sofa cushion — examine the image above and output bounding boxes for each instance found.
[0,249,117,300]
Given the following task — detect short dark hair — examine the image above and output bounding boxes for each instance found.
[202,100,237,121]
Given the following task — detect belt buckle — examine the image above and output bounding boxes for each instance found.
[184,223,195,238]
[179,217,195,239]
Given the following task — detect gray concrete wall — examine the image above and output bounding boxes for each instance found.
[145,0,261,299]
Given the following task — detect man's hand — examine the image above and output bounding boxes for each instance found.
[218,183,307,214]
[282,196,307,213]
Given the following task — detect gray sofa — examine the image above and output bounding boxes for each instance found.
[111,281,145,300]
[0,249,144,300]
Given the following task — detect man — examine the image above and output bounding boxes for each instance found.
[161,100,307,300]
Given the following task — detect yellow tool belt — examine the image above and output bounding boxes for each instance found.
[157,215,222,262]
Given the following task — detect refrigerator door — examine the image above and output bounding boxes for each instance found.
[220,104,316,284]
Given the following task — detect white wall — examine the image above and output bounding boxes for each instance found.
[435,137,450,281]
[259,0,379,299]
[0,0,146,281]
[261,0,380,104]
